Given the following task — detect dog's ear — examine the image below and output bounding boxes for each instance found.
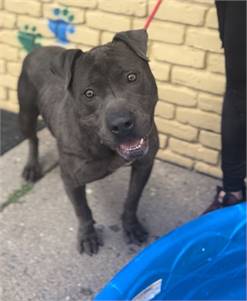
[113,29,148,61]
[50,49,83,89]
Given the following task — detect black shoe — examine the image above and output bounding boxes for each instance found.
[203,185,246,214]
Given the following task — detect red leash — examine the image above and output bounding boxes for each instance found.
[144,0,163,30]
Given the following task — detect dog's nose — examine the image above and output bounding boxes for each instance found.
[107,112,134,136]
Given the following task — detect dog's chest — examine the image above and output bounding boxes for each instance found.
[106,154,131,173]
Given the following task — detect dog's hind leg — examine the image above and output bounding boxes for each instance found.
[18,71,41,182]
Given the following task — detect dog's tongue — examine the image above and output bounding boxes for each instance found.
[117,138,148,160]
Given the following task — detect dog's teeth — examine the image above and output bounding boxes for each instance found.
[119,138,146,153]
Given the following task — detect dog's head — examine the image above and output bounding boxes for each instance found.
[51,29,158,161]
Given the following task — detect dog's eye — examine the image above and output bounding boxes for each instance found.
[127,73,137,82]
[84,89,95,98]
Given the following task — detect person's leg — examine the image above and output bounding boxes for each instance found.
[205,1,246,213]
[215,0,226,47]
[221,1,246,197]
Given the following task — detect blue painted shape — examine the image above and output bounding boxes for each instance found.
[48,19,75,44]
[48,8,75,44]
[95,203,246,300]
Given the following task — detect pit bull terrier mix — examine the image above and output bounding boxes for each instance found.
[18,29,159,256]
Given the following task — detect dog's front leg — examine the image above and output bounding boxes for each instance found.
[122,161,153,245]
[63,184,102,255]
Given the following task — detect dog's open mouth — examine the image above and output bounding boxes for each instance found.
[116,137,149,160]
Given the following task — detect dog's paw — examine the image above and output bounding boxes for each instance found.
[77,224,103,256]
[22,162,42,182]
[123,219,148,246]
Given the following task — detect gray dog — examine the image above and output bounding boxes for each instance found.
[18,29,159,255]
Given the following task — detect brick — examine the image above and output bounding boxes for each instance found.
[186,27,222,53]
[158,134,168,148]
[205,7,218,29]
[0,99,19,112]
[0,30,19,47]
[101,31,114,44]
[155,101,175,120]
[150,0,207,25]
[157,149,193,169]
[8,89,18,102]
[86,11,131,32]
[43,4,85,24]
[38,38,57,47]
[148,21,185,44]
[158,83,197,107]
[153,43,205,68]
[17,16,53,38]
[155,117,198,142]
[0,99,8,109]
[199,130,221,150]
[70,26,100,46]
[19,49,28,60]
[207,53,225,74]
[169,138,219,164]
[76,44,92,52]
[198,92,223,115]
[134,19,184,44]
[172,66,225,95]
[192,0,214,4]
[150,61,170,82]
[0,74,18,90]
[7,62,22,77]
[176,108,221,133]
[4,0,41,17]
[58,0,97,8]
[0,11,16,28]
[0,60,5,73]
[61,42,77,49]
[195,162,222,179]
[0,87,7,100]
[0,44,18,60]
[99,0,147,17]
[37,37,76,49]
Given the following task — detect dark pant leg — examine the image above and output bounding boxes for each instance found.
[215,0,246,192]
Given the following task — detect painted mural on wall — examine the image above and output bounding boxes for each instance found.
[48,8,75,44]
[17,25,42,53]
[17,7,75,53]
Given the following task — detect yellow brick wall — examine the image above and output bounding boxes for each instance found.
[0,0,225,178]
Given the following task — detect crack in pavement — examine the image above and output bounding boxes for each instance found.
[0,183,33,212]
[0,161,58,212]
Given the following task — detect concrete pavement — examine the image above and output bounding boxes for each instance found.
[0,129,219,301]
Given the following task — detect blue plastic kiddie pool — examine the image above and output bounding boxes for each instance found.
[95,203,246,300]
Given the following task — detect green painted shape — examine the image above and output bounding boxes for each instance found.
[17,25,43,53]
